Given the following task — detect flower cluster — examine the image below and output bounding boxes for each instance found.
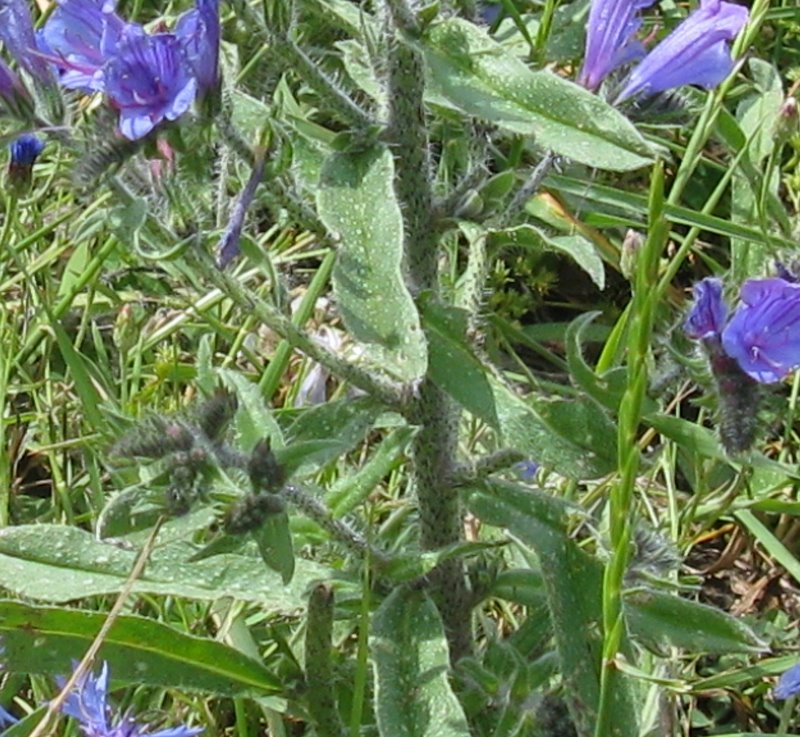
[685,277,800,384]
[0,0,218,137]
[62,662,203,737]
[37,0,219,139]
[579,0,748,102]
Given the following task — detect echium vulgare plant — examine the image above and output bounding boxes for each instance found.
[8,0,800,735]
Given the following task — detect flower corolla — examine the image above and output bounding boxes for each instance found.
[580,0,748,101]
[685,276,800,384]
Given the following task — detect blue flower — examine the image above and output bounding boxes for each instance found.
[175,0,220,99]
[616,0,748,102]
[684,277,727,341]
[514,460,540,481]
[104,31,197,140]
[40,0,135,91]
[0,0,56,82]
[721,278,800,384]
[9,133,45,166]
[578,0,657,91]
[62,662,203,737]
[775,663,800,700]
[685,276,800,384]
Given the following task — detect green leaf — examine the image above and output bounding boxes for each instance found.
[326,426,415,517]
[51,321,109,432]
[489,225,605,289]
[371,588,471,737]
[218,368,285,450]
[0,600,280,695]
[421,300,499,425]
[730,59,787,281]
[0,524,324,609]
[625,588,767,655]
[491,377,616,478]
[286,397,387,473]
[254,512,295,584]
[466,481,640,737]
[317,146,427,381]
[418,18,655,171]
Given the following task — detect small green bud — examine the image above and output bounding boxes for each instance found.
[113,304,139,354]
[620,229,644,281]
[774,96,800,145]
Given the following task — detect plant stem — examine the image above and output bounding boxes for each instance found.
[188,249,407,409]
[383,0,472,659]
[594,163,667,737]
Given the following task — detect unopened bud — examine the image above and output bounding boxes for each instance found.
[620,229,644,280]
[114,304,139,354]
[775,97,800,144]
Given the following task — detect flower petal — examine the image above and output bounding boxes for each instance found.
[775,663,800,700]
[684,277,728,340]
[722,278,800,383]
[578,0,657,91]
[616,0,748,102]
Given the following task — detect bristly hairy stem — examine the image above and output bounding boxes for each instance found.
[282,483,389,564]
[304,584,346,737]
[271,35,373,130]
[382,0,472,659]
[188,248,407,409]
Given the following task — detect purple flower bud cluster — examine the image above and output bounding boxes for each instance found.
[579,0,748,102]
[0,0,219,140]
[685,276,800,385]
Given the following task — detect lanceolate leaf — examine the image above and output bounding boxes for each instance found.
[0,601,281,696]
[0,524,324,608]
[317,146,427,381]
[371,588,471,737]
[418,18,655,171]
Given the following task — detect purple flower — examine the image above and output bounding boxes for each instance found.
[775,663,800,700]
[685,276,800,384]
[722,278,800,384]
[62,662,203,737]
[684,277,727,341]
[9,133,44,166]
[514,460,540,481]
[216,150,265,268]
[0,0,55,81]
[578,0,657,91]
[40,0,134,91]
[616,0,748,102]
[104,31,197,140]
[175,0,220,99]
